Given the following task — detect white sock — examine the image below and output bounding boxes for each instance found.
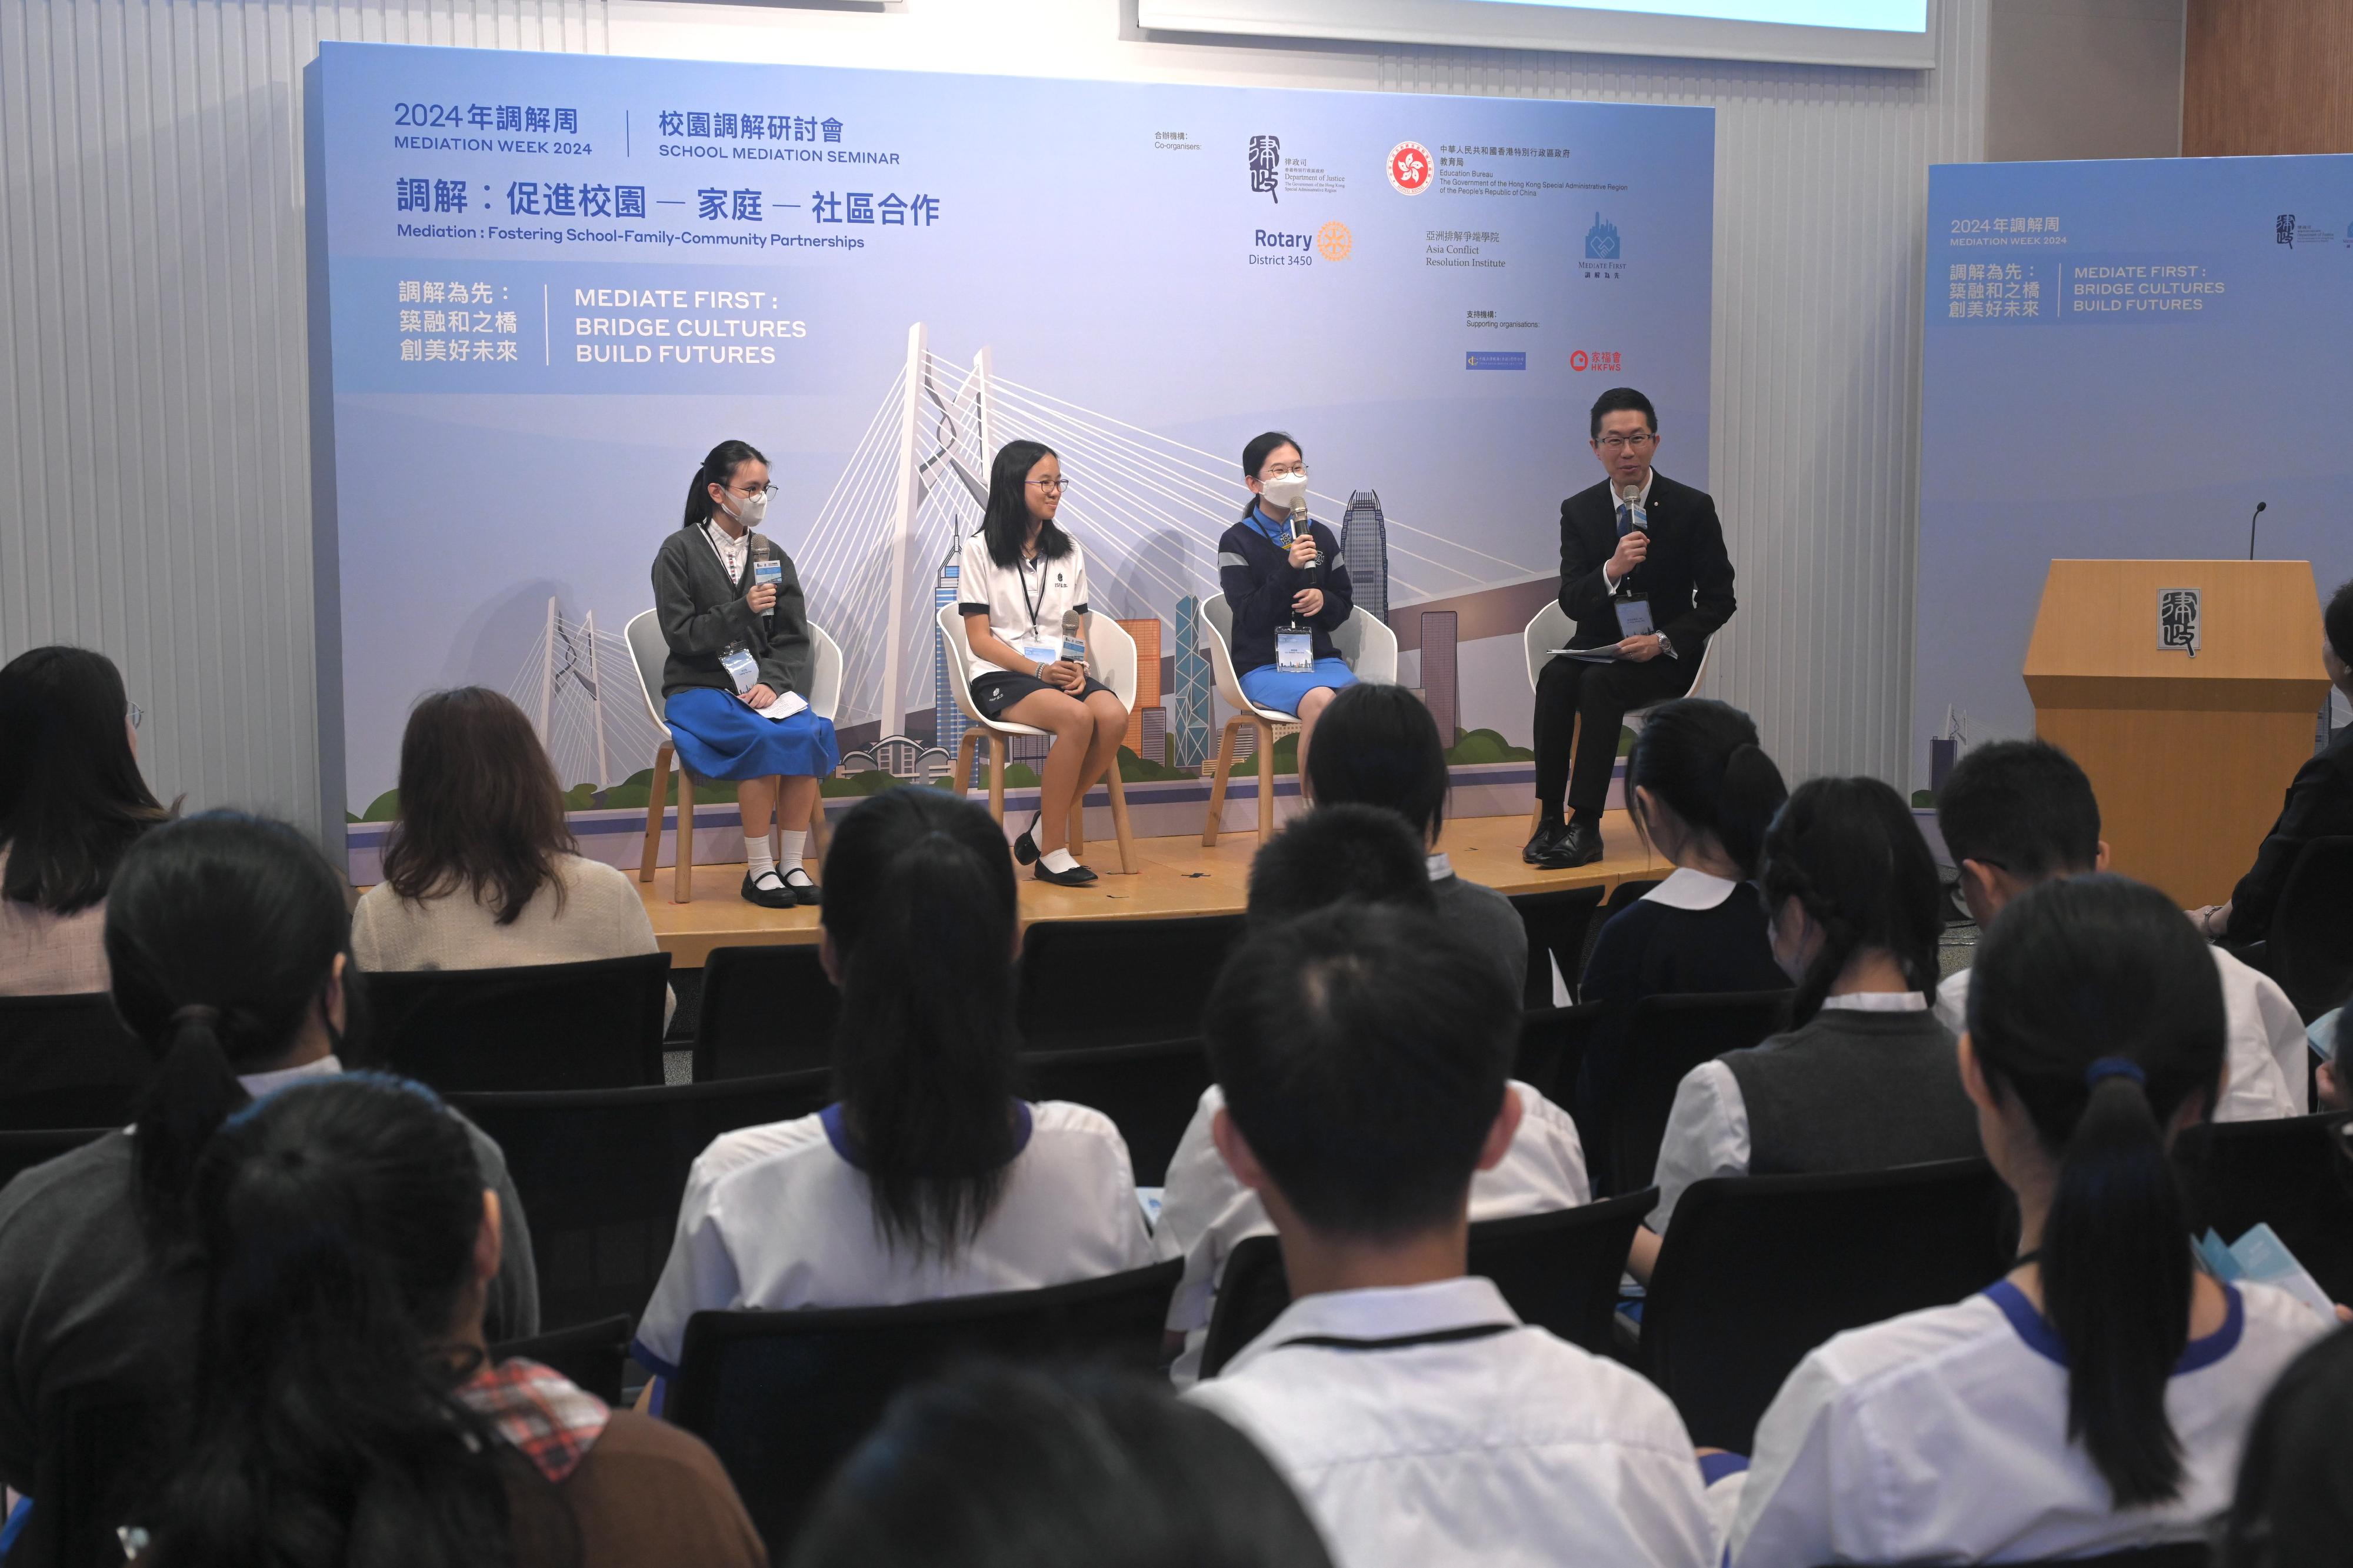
[778,829,808,876]
[745,835,779,886]
[1041,847,1080,874]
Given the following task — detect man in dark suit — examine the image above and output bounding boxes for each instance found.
[2192,575,2353,948]
[1525,388,1738,869]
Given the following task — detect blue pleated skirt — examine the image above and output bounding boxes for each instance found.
[1238,657,1358,717]
[664,688,841,781]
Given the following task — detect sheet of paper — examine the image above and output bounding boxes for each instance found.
[1552,647,1624,663]
[755,691,809,722]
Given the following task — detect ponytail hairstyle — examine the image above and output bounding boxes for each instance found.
[979,440,1072,570]
[104,812,360,1242]
[819,789,1024,1260]
[1625,698,1788,879]
[1238,432,1303,522]
[1965,873,2228,1508]
[145,1073,568,1568]
[1756,776,1942,1026]
[0,645,172,913]
[680,439,768,532]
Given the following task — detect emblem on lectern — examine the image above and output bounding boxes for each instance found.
[2158,588,2201,656]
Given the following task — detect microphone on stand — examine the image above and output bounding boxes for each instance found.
[2247,500,2268,561]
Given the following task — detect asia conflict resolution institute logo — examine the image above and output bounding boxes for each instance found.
[1387,141,1434,196]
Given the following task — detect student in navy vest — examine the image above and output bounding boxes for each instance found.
[1527,389,1737,870]
[1217,432,1356,790]
[651,440,841,909]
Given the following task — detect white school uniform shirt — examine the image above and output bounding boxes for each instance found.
[956,531,1091,661]
[1154,1082,1591,1384]
[1938,949,2307,1120]
[1718,1278,2331,1567]
[1187,1276,1717,1568]
[1645,992,1928,1234]
[632,1098,1155,1375]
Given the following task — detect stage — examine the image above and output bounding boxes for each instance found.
[639,809,1667,968]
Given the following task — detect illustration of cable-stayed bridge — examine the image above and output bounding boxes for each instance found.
[787,323,1542,772]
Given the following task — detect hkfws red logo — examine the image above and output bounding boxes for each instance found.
[1387,142,1434,196]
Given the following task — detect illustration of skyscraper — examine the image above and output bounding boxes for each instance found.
[1116,617,1164,755]
[1172,595,1212,768]
[1341,490,1389,626]
[1419,610,1459,745]
[1138,707,1168,765]
[934,541,972,779]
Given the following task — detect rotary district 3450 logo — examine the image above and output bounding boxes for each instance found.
[1387,141,1434,196]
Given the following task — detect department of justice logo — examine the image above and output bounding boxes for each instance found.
[1249,135,1281,203]
[1387,141,1433,196]
[2277,213,2296,248]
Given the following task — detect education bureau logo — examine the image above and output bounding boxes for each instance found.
[1249,135,1281,203]
[1387,141,1434,196]
[1579,211,1625,281]
[1316,221,1352,261]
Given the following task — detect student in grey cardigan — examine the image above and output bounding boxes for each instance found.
[1627,776,1978,1283]
[654,439,841,908]
[0,813,539,1495]
[1301,683,1529,1002]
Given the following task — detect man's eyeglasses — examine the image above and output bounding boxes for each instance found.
[1026,476,1073,493]
[1594,433,1656,452]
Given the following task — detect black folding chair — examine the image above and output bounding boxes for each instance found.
[2271,836,2353,1024]
[1019,1038,1211,1187]
[492,1313,635,1406]
[1508,885,1607,1007]
[1608,988,1791,1196]
[1016,916,1244,1052]
[691,943,840,1080]
[0,1127,112,1193]
[19,1388,155,1568]
[1578,877,1661,980]
[445,1070,834,1330]
[362,952,672,1091]
[0,993,152,1131]
[2175,1110,2353,1305]
[669,1260,1181,1554]
[1644,1157,2011,1452]
[1197,1191,1657,1379]
[1516,1003,1604,1105]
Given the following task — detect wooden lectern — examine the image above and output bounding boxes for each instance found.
[2023,559,2332,907]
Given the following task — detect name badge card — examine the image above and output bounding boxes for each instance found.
[1613,595,1655,640]
[1019,641,1059,670]
[719,646,760,694]
[1276,629,1314,674]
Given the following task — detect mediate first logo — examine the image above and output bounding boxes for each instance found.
[1387,141,1434,196]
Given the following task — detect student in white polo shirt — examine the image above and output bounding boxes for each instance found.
[1183,902,1713,1568]
[1717,874,2334,1567]
[632,788,1154,1390]
[1157,805,1589,1384]
[1934,738,2305,1120]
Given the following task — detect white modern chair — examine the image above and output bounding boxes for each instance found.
[626,609,844,905]
[936,603,1139,875]
[1199,594,1398,848]
[1520,601,1715,830]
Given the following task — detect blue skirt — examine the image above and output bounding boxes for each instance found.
[1238,657,1358,717]
[665,688,841,782]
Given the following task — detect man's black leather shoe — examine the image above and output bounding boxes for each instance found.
[1523,819,1566,865]
[1537,819,1604,869]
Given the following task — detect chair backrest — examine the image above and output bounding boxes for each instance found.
[1516,1002,1605,1105]
[0,992,154,1131]
[670,1259,1182,1554]
[2273,836,2353,1023]
[804,620,845,722]
[1019,1038,1212,1187]
[1523,601,1576,692]
[1609,987,1791,1195]
[1016,915,1245,1050]
[1509,885,1608,1009]
[2175,1110,2353,1305]
[693,944,840,1080]
[1644,1157,2012,1452]
[491,1313,635,1406]
[362,952,674,1092]
[624,608,671,730]
[1083,612,1141,711]
[1330,606,1398,685]
[446,1070,834,1330]
[1197,593,1255,713]
[0,1126,111,1193]
[1198,1191,1659,1379]
[935,603,1000,730]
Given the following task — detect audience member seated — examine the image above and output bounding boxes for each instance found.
[789,1363,1333,1568]
[1577,698,1789,1135]
[1156,805,1589,1384]
[2192,576,2353,949]
[354,686,674,1026]
[0,811,538,1499]
[631,788,1154,1394]
[1628,776,1976,1284]
[1183,903,1714,1568]
[141,1073,765,1568]
[2218,1324,2353,1568]
[0,646,171,996]
[1937,738,2305,1118]
[1302,683,1528,999]
[1717,875,2335,1567]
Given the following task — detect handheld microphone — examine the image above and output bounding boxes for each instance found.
[1060,609,1086,670]
[1619,482,1647,531]
[751,539,781,627]
[1289,501,1319,626]
[2247,500,2268,561]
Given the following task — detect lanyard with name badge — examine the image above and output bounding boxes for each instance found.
[1258,508,1317,674]
[1015,553,1058,669]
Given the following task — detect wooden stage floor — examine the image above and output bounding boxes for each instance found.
[640,809,1667,968]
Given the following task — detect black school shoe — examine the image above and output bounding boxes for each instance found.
[781,870,824,907]
[1013,815,1042,865]
[741,871,796,909]
[1033,859,1098,887]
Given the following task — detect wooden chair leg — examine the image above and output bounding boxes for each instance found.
[673,767,696,905]
[1104,764,1138,875]
[1255,719,1277,844]
[639,743,672,883]
[954,730,980,798]
[986,735,1006,823]
[1204,716,1245,848]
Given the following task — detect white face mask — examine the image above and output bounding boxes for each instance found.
[1260,473,1309,513]
[719,489,768,531]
